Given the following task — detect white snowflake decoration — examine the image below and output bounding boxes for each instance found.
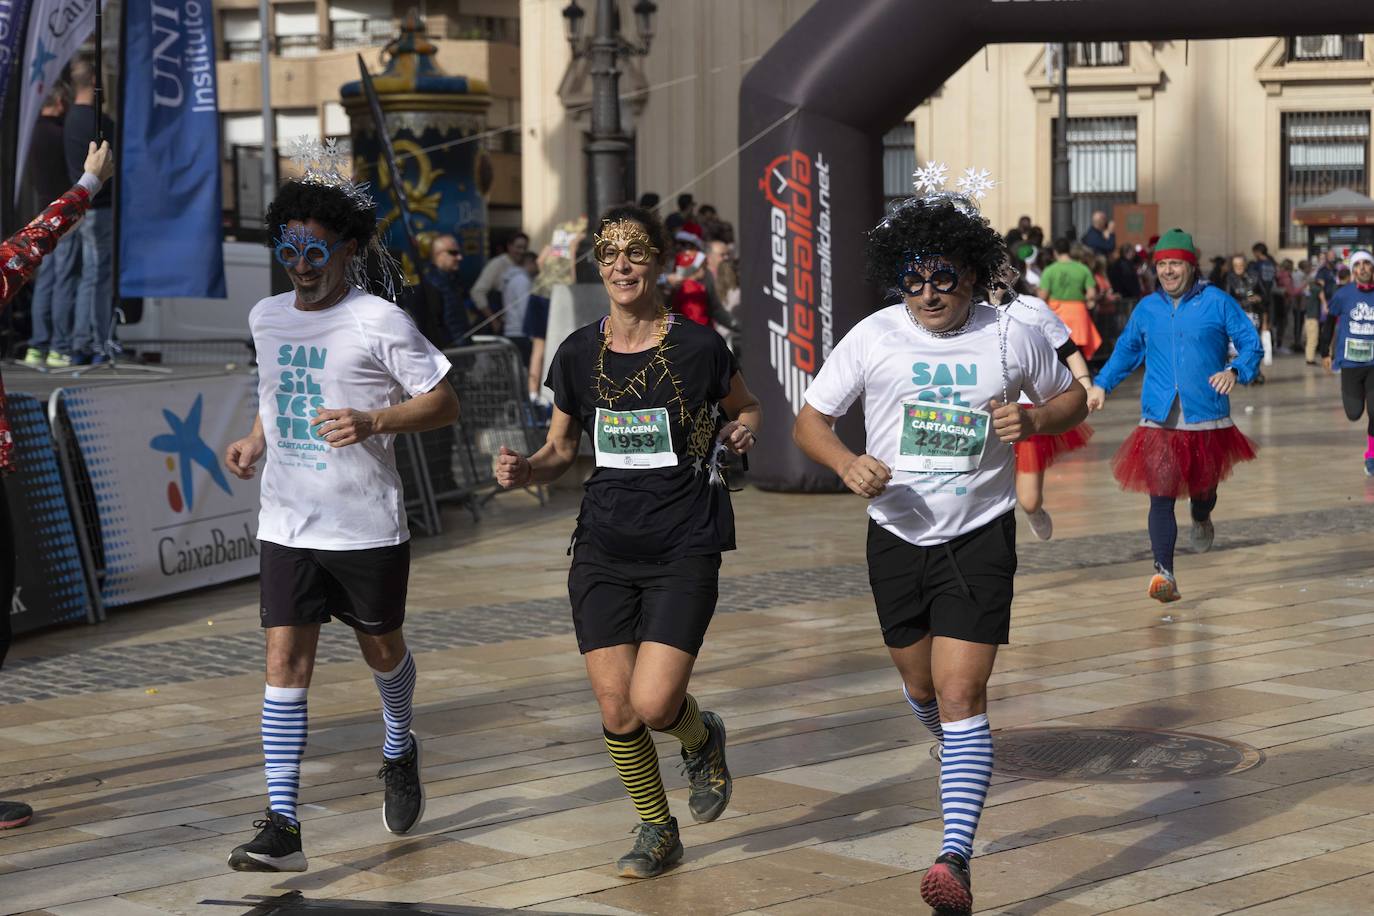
[284,135,371,211]
[954,167,996,201]
[912,160,949,195]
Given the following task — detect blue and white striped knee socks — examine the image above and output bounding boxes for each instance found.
[373,650,417,760]
[262,685,308,823]
[939,713,994,861]
[903,684,944,743]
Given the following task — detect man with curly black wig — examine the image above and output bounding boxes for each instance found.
[220,174,460,872]
[794,195,1087,916]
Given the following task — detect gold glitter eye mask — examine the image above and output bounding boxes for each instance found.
[594,219,660,266]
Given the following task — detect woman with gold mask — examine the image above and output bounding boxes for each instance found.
[496,204,762,878]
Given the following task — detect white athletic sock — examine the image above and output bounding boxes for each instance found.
[262,685,308,823]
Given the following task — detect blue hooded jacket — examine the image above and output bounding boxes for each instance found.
[1094,281,1263,423]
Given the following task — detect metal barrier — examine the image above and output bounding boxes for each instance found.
[396,337,545,531]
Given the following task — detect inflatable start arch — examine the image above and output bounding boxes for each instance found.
[739,0,1370,490]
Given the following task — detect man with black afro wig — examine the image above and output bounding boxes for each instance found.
[221,171,459,874]
[865,196,1011,314]
[795,192,1088,915]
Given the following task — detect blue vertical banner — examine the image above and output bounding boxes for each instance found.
[118,0,225,297]
[0,0,34,123]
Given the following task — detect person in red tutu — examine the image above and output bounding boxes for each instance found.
[999,260,1095,541]
[1087,228,1263,603]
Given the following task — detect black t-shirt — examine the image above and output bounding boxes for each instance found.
[547,316,739,560]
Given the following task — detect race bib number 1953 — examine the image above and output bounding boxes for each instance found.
[594,407,676,469]
[894,402,990,473]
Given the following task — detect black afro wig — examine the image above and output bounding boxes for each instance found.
[865,197,1008,303]
[265,180,378,247]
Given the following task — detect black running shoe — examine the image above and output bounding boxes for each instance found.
[228,809,307,872]
[920,852,973,915]
[0,801,32,829]
[616,817,683,878]
[680,710,732,823]
[379,730,425,835]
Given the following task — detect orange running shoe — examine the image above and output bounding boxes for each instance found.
[1148,567,1181,603]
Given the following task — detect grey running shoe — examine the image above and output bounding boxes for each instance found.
[680,710,732,823]
[228,809,307,872]
[616,817,683,878]
[379,731,425,835]
[1026,508,1053,541]
[1190,518,1215,553]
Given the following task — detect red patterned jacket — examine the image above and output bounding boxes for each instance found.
[0,185,93,473]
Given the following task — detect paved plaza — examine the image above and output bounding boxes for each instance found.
[2,356,1373,915]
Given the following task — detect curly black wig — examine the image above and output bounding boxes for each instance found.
[264,180,378,247]
[597,203,673,267]
[865,197,1008,303]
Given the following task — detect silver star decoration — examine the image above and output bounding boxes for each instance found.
[955,167,996,200]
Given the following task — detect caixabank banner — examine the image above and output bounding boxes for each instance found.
[5,394,92,635]
[738,0,1368,491]
[60,376,261,606]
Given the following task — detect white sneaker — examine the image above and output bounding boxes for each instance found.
[1026,508,1053,541]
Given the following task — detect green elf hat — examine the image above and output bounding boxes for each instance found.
[1153,228,1198,265]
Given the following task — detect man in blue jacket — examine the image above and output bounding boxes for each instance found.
[1087,228,1263,603]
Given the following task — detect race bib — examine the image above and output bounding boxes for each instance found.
[895,403,990,473]
[1345,337,1374,364]
[594,407,676,469]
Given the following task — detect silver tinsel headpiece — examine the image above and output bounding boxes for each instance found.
[282,136,405,301]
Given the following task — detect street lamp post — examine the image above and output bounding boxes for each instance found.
[563,0,656,226]
[1051,42,1073,242]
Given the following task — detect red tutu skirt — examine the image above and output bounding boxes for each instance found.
[1111,425,1258,497]
[1015,423,1094,473]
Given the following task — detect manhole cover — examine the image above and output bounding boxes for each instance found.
[929,727,1263,782]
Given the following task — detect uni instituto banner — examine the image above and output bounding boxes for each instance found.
[118,0,225,297]
[60,375,260,606]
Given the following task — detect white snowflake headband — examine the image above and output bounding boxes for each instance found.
[285,136,374,213]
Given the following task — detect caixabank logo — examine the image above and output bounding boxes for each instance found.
[758,148,835,415]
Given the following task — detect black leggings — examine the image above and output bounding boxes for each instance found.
[1148,490,1217,574]
[1340,365,1374,436]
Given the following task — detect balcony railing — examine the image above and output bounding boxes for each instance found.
[1288,34,1365,62]
[330,19,396,49]
[224,39,261,62]
[1068,42,1128,68]
[276,33,321,57]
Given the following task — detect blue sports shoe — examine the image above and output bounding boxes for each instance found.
[1365,458,1374,478]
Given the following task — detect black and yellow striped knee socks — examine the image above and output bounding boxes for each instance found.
[603,725,670,824]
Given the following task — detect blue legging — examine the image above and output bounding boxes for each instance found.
[1148,490,1217,573]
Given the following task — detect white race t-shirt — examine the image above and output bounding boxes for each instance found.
[1005,293,1072,405]
[804,303,1073,547]
[250,287,452,550]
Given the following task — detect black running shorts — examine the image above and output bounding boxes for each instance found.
[259,540,410,635]
[865,511,1016,648]
[567,542,720,655]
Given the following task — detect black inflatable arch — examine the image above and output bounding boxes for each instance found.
[740,0,1371,491]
